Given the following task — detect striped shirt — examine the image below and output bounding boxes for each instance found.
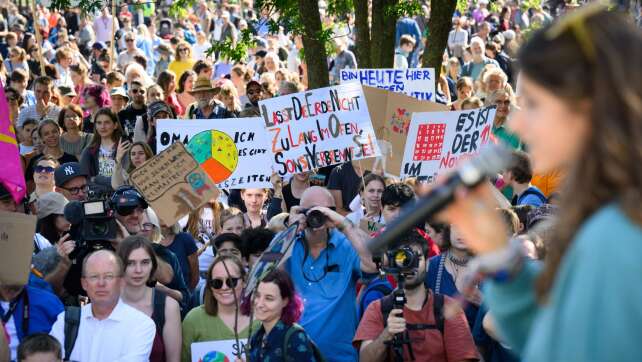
[17,104,61,128]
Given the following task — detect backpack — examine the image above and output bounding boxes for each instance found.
[63,306,81,362]
[357,279,393,322]
[380,291,445,334]
[515,187,548,206]
[282,323,326,362]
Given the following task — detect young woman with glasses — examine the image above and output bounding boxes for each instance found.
[181,255,259,362]
[57,104,93,159]
[118,235,182,362]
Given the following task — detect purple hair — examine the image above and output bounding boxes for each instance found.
[242,269,303,325]
[82,84,111,107]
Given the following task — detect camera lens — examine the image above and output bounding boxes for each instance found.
[91,221,110,237]
[392,247,416,269]
[306,210,327,229]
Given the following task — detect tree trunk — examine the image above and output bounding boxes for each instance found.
[298,0,329,89]
[378,0,398,68]
[353,0,371,68]
[423,0,457,79]
[370,0,385,68]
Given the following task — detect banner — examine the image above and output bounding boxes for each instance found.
[129,142,219,226]
[156,118,273,189]
[0,211,37,285]
[340,68,436,101]
[191,339,247,362]
[400,106,497,180]
[0,83,26,203]
[259,83,380,177]
[361,86,448,176]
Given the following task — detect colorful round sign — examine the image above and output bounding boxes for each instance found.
[187,130,238,183]
[199,351,230,362]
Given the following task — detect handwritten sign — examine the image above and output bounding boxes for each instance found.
[156,118,273,189]
[401,106,496,180]
[0,211,37,285]
[191,339,247,362]
[259,83,380,176]
[129,142,219,225]
[361,86,448,176]
[340,68,436,101]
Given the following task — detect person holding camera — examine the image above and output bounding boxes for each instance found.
[354,229,479,362]
[286,186,377,362]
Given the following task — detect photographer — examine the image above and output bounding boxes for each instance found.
[354,229,478,362]
[286,186,377,362]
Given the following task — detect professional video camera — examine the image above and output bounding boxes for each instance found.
[64,189,118,243]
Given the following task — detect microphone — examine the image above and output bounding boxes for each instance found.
[367,144,513,253]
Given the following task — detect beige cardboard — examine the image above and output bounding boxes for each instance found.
[0,211,37,285]
[129,142,219,226]
[362,86,448,176]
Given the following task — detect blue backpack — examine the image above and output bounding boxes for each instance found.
[357,278,393,321]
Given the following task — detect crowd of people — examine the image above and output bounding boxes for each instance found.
[1,0,642,362]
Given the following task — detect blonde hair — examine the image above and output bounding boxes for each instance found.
[219,82,242,112]
[220,207,245,229]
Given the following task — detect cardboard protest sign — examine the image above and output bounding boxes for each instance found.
[361,86,448,176]
[129,142,219,225]
[340,68,436,101]
[191,339,247,362]
[156,118,273,189]
[400,106,497,180]
[0,211,37,285]
[259,83,380,177]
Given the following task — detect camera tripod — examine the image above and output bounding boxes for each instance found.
[386,274,416,362]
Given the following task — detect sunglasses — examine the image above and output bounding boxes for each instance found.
[116,205,145,216]
[131,89,145,95]
[35,165,55,173]
[208,277,240,289]
[179,48,189,52]
[126,38,134,42]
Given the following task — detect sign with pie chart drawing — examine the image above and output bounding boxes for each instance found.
[187,130,239,183]
[156,118,273,189]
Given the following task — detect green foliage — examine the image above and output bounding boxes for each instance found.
[48,0,104,15]
[168,0,194,18]
[456,0,469,14]
[327,0,354,17]
[206,28,256,63]
[385,0,422,18]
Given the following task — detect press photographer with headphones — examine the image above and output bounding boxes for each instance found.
[353,229,478,362]
[286,186,377,362]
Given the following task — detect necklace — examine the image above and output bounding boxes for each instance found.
[448,251,469,267]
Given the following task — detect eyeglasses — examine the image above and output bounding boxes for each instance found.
[142,222,155,231]
[84,273,119,284]
[208,277,240,289]
[64,114,80,120]
[131,88,145,95]
[35,165,55,174]
[61,184,89,195]
[178,48,189,53]
[116,205,145,216]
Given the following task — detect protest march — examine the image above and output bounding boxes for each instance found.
[1,1,642,362]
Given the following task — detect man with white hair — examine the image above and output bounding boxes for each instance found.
[462,36,499,81]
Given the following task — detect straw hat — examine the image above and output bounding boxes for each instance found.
[189,76,216,94]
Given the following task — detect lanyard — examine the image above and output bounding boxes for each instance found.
[1,289,29,335]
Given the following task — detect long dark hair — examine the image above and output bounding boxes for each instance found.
[88,107,123,149]
[520,10,642,301]
[204,255,247,316]
[36,214,62,245]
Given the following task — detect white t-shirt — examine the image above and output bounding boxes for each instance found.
[1,300,18,361]
[98,146,115,177]
[34,233,53,254]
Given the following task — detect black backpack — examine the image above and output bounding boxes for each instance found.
[380,292,445,334]
[282,323,326,362]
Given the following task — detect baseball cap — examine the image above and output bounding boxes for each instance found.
[37,192,69,219]
[92,41,106,50]
[110,87,129,100]
[111,186,148,215]
[58,86,77,98]
[147,100,174,119]
[55,162,88,188]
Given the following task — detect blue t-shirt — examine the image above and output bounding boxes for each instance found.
[285,229,361,362]
[473,304,520,362]
[425,254,479,328]
[166,232,198,289]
